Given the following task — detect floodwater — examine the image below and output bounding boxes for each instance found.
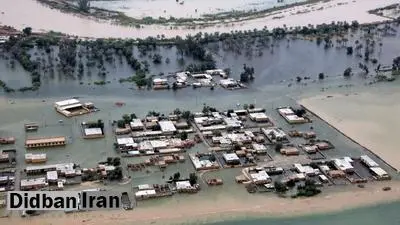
[90,0,305,19]
[0,0,397,38]
[1,29,400,189]
[204,201,400,225]
[0,18,400,221]
[1,26,400,97]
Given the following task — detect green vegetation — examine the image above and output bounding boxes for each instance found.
[240,64,255,83]
[343,67,352,77]
[78,0,90,12]
[180,131,188,140]
[22,27,32,36]
[0,80,15,93]
[1,18,396,93]
[119,70,148,88]
[295,179,322,197]
[189,173,198,186]
[274,181,288,193]
[93,80,106,85]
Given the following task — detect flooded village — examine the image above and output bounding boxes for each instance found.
[0,2,399,220]
[0,89,397,215]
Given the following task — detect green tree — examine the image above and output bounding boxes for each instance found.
[240,64,255,83]
[275,143,283,152]
[274,181,287,193]
[130,113,137,120]
[182,111,191,120]
[180,131,188,140]
[343,67,352,77]
[113,157,121,166]
[122,114,131,123]
[117,120,125,128]
[173,108,181,115]
[189,173,198,186]
[22,27,32,36]
[173,172,181,181]
[78,0,90,12]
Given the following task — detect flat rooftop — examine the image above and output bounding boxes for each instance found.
[25,136,66,145]
[84,128,103,136]
[54,99,80,107]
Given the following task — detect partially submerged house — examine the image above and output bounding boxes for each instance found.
[54,99,97,117]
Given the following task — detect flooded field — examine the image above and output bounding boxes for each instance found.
[0,0,397,38]
[90,0,305,19]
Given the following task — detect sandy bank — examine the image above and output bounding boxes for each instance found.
[0,0,397,38]
[1,181,399,225]
[299,90,400,172]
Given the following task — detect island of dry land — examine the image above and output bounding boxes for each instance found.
[299,88,400,172]
[1,181,400,225]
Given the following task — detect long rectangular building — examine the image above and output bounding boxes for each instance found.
[20,177,48,190]
[25,153,47,163]
[25,136,66,148]
[25,163,75,175]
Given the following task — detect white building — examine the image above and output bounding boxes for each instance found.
[20,177,48,190]
[54,99,81,108]
[175,180,192,190]
[252,143,267,154]
[84,128,103,136]
[205,69,226,78]
[333,158,354,172]
[130,119,144,130]
[262,127,287,140]
[223,117,242,128]
[153,78,168,85]
[278,107,307,124]
[249,112,269,122]
[158,121,177,134]
[278,107,294,115]
[360,155,379,167]
[219,78,238,88]
[369,167,390,179]
[223,153,240,164]
[176,72,189,83]
[116,137,137,149]
[294,164,316,176]
[250,170,271,184]
[135,189,157,199]
[319,174,329,183]
[46,171,58,183]
[25,153,47,163]
[149,140,168,149]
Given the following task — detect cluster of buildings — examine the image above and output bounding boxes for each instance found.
[152,69,229,90]
[194,108,270,133]
[0,173,15,192]
[116,116,191,136]
[134,184,173,200]
[190,153,220,171]
[261,127,288,143]
[278,107,308,124]
[360,155,390,180]
[117,137,193,156]
[21,163,80,190]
